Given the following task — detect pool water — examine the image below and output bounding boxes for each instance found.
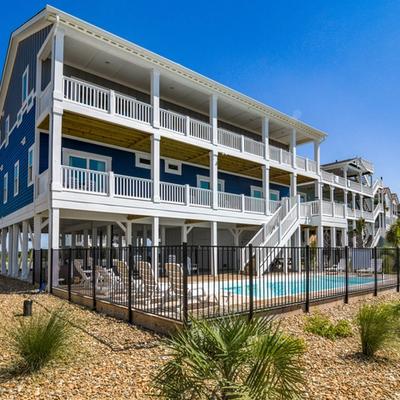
[226,275,375,299]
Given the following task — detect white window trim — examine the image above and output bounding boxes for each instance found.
[270,189,280,201]
[22,66,29,105]
[196,175,225,192]
[250,185,263,198]
[14,161,19,196]
[27,145,34,186]
[3,173,8,204]
[62,148,111,171]
[164,158,182,175]
[135,152,151,170]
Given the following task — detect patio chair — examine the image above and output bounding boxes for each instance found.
[135,261,166,305]
[325,259,346,274]
[357,258,383,276]
[74,259,95,288]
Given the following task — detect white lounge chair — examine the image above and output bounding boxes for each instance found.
[357,259,383,276]
[325,258,346,274]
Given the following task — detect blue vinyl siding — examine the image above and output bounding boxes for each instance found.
[0,108,35,217]
[40,137,290,198]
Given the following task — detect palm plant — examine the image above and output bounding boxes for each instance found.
[152,316,305,400]
[354,218,367,248]
[386,218,400,247]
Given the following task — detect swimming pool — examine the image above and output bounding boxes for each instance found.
[225,275,375,299]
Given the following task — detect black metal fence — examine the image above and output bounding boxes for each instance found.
[38,245,400,324]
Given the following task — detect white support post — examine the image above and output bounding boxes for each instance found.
[181,225,188,244]
[317,225,324,248]
[209,94,218,145]
[52,28,64,102]
[11,225,19,278]
[152,216,159,281]
[21,221,29,279]
[151,134,161,203]
[360,194,364,218]
[314,140,321,174]
[290,173,297,197]
[161,226,166,246]
[1,228,7,275]
[352,192,356,210]
[106,225,112,248]
[262,166,270,215]
[126,222,133,246]
[262,116,269,160]
[92,225,97,247]
[290,128,297,168]
[83,229,89,248]
[344,190,348,217]
[48,208,60,287]
[304,227,310,246]
[71,232,77,248]
[7,226,13,277]
[344,228,349,246]
[352,220,357,247]
[143,225,148,247]
[211,221,218,276]
[331,227,336,248]
[210,150,218,209]
[151,69,160,128]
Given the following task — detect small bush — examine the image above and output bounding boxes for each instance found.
[304,313,352,340]
[10,308,71,372]
[356,303,399,358]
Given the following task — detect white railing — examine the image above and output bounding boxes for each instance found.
[334,203,345,218]
[160,182,185,204]
[244,137,264,157]
[244,196,264,214]
[217,128,242,151]
[190,119,211,141]
[38,84,52,116]
[115,93,152,124]
[269,145,280,162]
[62,165,108,194]
[269,200,281,214]
[321,170,334,183]
[347,180,361,192]
[218,192,242,211]
[36,170,49,197]
[322,201,333,216]
[63,77,109,112]
[296,155,306,170]
[308,159,317,173]
[363,210,374,221]
[310,201,319,215]
[114,174,152,199]
[160,109,186,134]
[189,187,211,207]
[281,149,292,165]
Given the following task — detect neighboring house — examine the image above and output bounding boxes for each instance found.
[0,6,397,284]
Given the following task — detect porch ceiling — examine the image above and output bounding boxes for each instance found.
[270,167,316,186]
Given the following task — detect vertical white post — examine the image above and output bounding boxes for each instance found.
[181,225,188,244]
[331,227,336,248]
[290,128,297,168]
[344,190,348,218]
[344,228,349,246]
[317,225,324,248]
[126,222,133,246]
[305,227,310,246]
[210,150,218,209]
[1,228,7,275]
[161,226,166,246]
[21,221,28,279]
[11,225,19,278]
[7,226,13,276]
[106,225,112,248]
[209,94,218,145]
[352,192,356,210]
[151,69,160,128]
[143,225,148,246]
[48,208,60,287]
[314,140,321,174]
[152,216,159,280]
[290,173,297,197]
[83,229,89,248]
[262,166,270,215]
[352,220,357,247]
[211,221,218,276]
[360,195,364,218]
[92,224,97,247]
[151,135,160,203]
[262,116,269,160]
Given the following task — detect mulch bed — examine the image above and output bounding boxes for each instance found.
[1,275,400,399]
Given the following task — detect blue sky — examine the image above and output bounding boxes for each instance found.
[1,1,399,191]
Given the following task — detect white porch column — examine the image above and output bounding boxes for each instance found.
[48,208,60,287]
[92,225,97,247]
[210,150,218,209]
[151,134,161,203]
[181,225,188,244]
[343,228,349,246]
[330,186,335,202]
[290,128,297,168]
[314,140,321,174]
[143,225,148,246]
[331,227,336,248]
[71,232,77,248]
[211,221,218,276]
[290,173,297,197]
[304,227,310,246]
[209,94,218,145]
[1,228,7,275]
[262,116,270,160]
[352,220,357,247]
[7,226,13,277]
[352,192,356,210]
[11,225,20,277]
[152,216,159,280]
[317,225,324,248]
[21,221,29,279]
[106,225,112,248]
[83,229,89,248]
[126,222,133,246]
[160,226,166,246]
[262,165,270,215]
[150,69,160,128]
[360,194,364,218]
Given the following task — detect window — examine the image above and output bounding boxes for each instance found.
[135,153,151,169]
[165,159,182,175]
[270,190,280,201]
[22,66,29,104]
[14,161,19,196]
[251,186,263,199]
[27,146,34,186]
[197,175,224,191]
[3,173,8,204]
[63,149,110,172]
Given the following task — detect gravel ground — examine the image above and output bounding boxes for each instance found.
[1,276,400,399]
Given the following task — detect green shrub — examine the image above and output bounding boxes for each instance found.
[356,303,399,357]
[10,308,71,372]
[304,313,352,340]
[153,316,305,399]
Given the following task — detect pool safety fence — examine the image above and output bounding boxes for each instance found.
[29,245,400,325]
